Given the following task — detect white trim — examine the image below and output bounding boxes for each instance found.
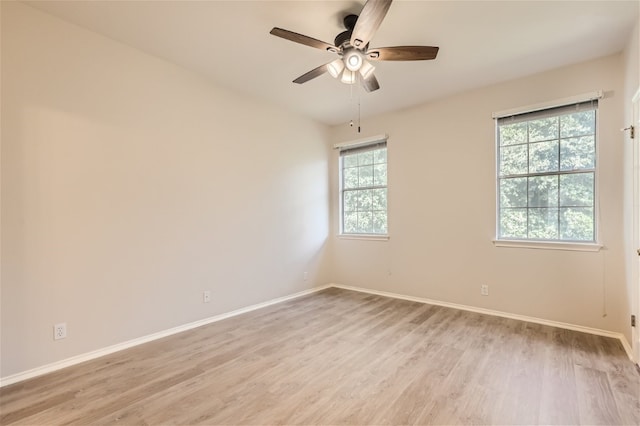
[631,87,640,365]
[494,93,602,248]
[333,133,388,150]
[492,90,603,119]
[338,234,389,241]
[3,282,633,387]
[0,285,331,388]
[329,283,634,361]
[620,336,634,363]
[493,240,603,252]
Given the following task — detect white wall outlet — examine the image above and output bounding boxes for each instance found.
[203,291,211,303]
[481,285,489,296]
[303,272,308,281]
[54,323,67,340]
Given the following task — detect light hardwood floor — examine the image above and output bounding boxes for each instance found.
[1,288,639,425]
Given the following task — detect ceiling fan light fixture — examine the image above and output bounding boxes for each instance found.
[327,58,345,78]
[341,70,356,84]
[359,60,375,79]
[270,0,440,94]
[344,51,363,72]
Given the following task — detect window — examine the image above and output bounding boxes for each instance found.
[497,100,597,242]
[340,140,387,235]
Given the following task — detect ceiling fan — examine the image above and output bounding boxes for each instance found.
[269,0,439,93]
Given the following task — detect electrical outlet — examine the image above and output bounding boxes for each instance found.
[481,285,489,296]
[54,323,67,340]
[203,291,211,303]
[303,272,308,281]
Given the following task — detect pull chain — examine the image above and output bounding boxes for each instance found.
[358,73,361,133]
[349,80,355,129]
[347,74,362,133]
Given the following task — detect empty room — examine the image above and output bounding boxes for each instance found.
[1,0,640,424]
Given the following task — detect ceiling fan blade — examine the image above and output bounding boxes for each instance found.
[293,63,331,84]
[350,0,393,50]
[361,73,380,92]
[270,28,336,52]
[367,46,439,61]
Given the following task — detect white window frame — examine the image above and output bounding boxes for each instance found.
[335,134,389,240]
[492,92,603,252]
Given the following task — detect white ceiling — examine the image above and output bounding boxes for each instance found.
[25,1,639,126]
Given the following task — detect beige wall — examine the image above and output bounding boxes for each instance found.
[330,54,630,340]
[1,2,330,378]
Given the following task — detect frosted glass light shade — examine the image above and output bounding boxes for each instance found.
[359,61,375,79]
[341,70,356,84]
[327,59,345,78]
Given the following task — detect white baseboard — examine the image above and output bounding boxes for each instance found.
[0,285,331,388]
[329,283,635,362]
[1,282,633,387]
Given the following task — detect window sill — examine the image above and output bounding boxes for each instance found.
[493,239,602,252]
[338,234,390,241]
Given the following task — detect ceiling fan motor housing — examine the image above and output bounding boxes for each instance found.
[334,14,366,51]
[334,30,352,49]
[343,14,358,31]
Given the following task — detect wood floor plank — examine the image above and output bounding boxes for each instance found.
[607,364,640,426]
[538,329,581,425]
[2,288,639,425]
[221,299,427,425]
[575,364,624,425]
[301,314,453,424]
[63,292,387,423]
[373,343,464,425]
[181,293,409,424]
